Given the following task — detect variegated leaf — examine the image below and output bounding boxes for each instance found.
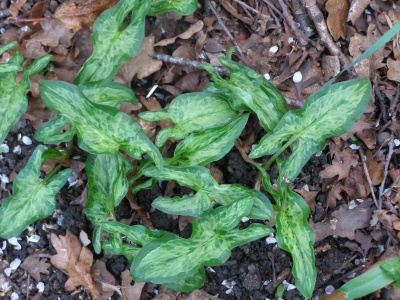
[201,48,287,132]
[148,0,198,15]
[250,78,372,181]
[0,46,52,145]
[139,92,237,147]
[0,146,71,238]
[131,198,273,284]
[275,184,316,299]
[167,114,249,167]
[85,153,132,253]
[78,80,136,107]
[143,166,273,219]
[36,80,163,168]
[74,0,150,84]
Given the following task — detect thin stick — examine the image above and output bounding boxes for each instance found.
[378,138,394,210]
[230,0,268,19]
[206,0,243,55]
[359,148,378,208]
[260,0,282,27]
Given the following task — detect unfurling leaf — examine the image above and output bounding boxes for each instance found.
[148,0,198,15]
[74,0,150,84]
[36,80,163,169]
[85,153,132,253]
[139,92,237,147]
[167,114,249,167]
[201,48,287,132]
[0,145,71,239]
[250,78,372,181]
[143,166,273,219]
[50,231,100,299]
[275,185,316,298]
[131,199,273,286]
[0,43,52,144]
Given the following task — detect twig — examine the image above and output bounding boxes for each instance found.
[359,148,379,208]
[276,0,311,47]
[374,86,389,123]
[230,0,268,19]
[206,0,243,55]
[260,0,282,28]
[152,52,230,76]
[378,138,394,210]
[302,0,352,69]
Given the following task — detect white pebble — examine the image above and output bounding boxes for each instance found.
[37,282,45,293]
[20,26,30,32]
[287,283,296,290]
[8,237,22,250]
[349,144,360,150]
[241,217,250,223]
[0,174,9,183]
[67,171,79,188]
[11,292,19,300]
[266,236,277,244]
[348,200,358,210]
[263,73,270,80]
[13,145,21,154]
[206,266,216,273]
[79,231,91,246]
[269,46,279,54]
[325,285,335,294]
[394,139,400,147]
[2,240,6,249]
[292,71,303,83]
[10,258,21,270]
[0,144,9,153]
[4,268,12,276]
[27,235,40,243]
[22,136,32,145]
[288,37,294,44]
[263,280,271,286]
[315,150,323,157]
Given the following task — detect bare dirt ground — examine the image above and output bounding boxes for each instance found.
[0,0,400,299]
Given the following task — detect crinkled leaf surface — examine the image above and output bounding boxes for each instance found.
[148,0,197,15]
[250,78,372,181]
[202,48,287,132]
[275,184,316,299]
[144,165,273,219]
[85,153,132,252]
[139,92,237,147]
[74,0,150,84]
[131,198,273,284]
[36,80,163,168]
[0,145,71,238]
[0,47,52,144]
[167,114,249,167]
[78,80,136,107]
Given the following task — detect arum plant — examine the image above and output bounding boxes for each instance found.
[1,0,393,298]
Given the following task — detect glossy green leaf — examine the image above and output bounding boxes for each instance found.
[148,0,197,15]
[0,52,52,144]
[78,80,136,107]
[74,0,150,84]
[0,41,17,56]
[163,268,206,292]
[144,165,273,219]
[167,114,249,167]
[139,92,237,147]
[202,48,287,132]
[131,198,273,284]
[275,184,316,299]
[37,80,163,168]
[0,145,71,239]
[250,78,372,181]
[35,115,76,144]
[380,256,400,287]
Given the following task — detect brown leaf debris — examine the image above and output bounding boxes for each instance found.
[21,251,51,282]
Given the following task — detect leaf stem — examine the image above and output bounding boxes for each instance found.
[42,164,62,185]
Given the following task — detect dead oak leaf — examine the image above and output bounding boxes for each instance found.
[320,148,359,180]
[326,0,349,40]
[387,58,400,82]
[50,231,100,299]
[21,252,51,282]
[121,270,144,300]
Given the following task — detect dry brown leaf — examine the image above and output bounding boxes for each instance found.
[371,210,400,232]
[50,231,100,299]
[21,252,51,282]
[121,270,144,300]
[339,115,376,149]
[365,150,385,185]
[155,20,204,47]
[321,55,340,81]
[310,199,372,241]
[347,0,372,24]
[186,290,222,299]
[326,0,349,41]
[54,0,118,31]
[387,58,400,82]
[320,148,359,180]
[294,188,319,211]
[91,260,120,299]
[9,0,27,18]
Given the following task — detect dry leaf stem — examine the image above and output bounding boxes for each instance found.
[359,148,379,208]
[378,138,394,210]
[260,0,283,27]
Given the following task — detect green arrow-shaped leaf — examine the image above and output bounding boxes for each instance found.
[148,0,198,15]
[139,92,237,147]
[36,80,163,168]
[201,48,288,132]
[0,145,71,239]
[275,184,316,299]
[143,165,273,219]
[74,0,150,84]
[0,46,52,144]
[167,114,249,167]
[250,78,372,181]
[131,198,273,285]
